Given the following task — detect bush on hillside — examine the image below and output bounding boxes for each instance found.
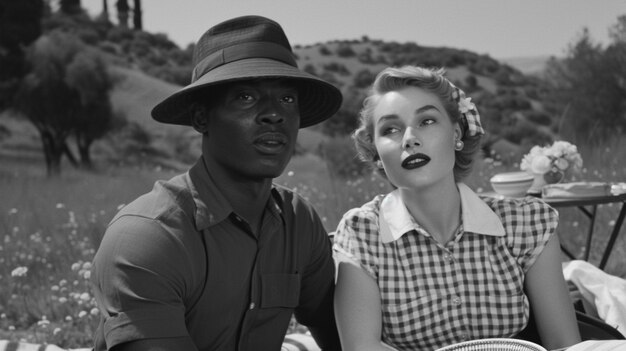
[336,44,356,58]
[317,136,369,178]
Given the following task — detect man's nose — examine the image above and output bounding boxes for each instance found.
[257,101,285,124]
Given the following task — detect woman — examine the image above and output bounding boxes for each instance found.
[332,66,581,351]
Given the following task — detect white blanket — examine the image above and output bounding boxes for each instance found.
[563,260,626,337]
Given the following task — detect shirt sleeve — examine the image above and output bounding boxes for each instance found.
[332,206,380,280]
[503,197,559,273]
[91,215,193,349]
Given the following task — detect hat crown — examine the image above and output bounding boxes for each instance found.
[193,16,294,69]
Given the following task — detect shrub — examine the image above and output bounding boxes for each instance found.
[317,136,369,178]
[336,44,356,58]
[319,45,331,56]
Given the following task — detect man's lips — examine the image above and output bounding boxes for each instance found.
[401,153,430,169]
[253,132,289,154]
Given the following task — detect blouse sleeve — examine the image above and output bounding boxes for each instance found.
[332,207,381,280]
[501,197,559,273]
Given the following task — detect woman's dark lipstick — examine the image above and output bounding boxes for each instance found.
[401,153,430,169]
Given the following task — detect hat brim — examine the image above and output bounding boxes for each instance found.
[151,58,343,128]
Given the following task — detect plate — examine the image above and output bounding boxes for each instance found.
[435,338,547,351]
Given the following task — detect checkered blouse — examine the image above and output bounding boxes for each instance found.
[333,183,557,351]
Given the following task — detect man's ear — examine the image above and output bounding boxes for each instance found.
[191,104,209,134]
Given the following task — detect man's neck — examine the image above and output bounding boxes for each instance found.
[202,156,274,231]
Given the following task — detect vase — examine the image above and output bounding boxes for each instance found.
[527,171,564,196]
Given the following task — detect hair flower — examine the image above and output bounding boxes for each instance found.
[458,97,475,114]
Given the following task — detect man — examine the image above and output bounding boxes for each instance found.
[91,15,343,351]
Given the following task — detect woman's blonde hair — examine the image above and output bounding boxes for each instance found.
[353,66,482,182]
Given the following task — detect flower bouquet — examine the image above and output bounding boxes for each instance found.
[520,141,583,194]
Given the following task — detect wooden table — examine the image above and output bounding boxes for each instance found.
[542,192,626,270]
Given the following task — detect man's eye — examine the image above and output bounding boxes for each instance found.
[281,95,296,103]
[236,93,254,101]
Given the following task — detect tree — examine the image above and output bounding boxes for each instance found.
[13,31,114,175]
[544,27,626,142]
[65,47,116,167]
[0,0,44,110]
[133,0,142,30]
[116,0,129,28]
[60,0,81,14]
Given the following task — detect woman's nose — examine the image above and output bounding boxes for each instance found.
[403,128,420,149]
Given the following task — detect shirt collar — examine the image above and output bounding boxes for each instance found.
[187,158,283,231]
[379,183,505,243]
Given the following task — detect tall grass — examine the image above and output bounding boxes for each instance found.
[0,136,624,347]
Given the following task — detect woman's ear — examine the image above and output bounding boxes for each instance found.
[453,123,463,141]
[191,104,209,134]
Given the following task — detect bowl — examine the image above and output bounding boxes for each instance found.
[490,171,534,197]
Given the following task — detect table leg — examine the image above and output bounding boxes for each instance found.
[598,201,626,270]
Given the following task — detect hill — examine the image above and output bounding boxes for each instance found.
[499,55,551,76]
[1,21,562,170]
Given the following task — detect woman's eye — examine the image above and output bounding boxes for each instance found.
[421,118,435,126]
[381,126,399,135]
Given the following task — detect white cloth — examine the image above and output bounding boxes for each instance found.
[566,340,626,351]
[562,260,626,337]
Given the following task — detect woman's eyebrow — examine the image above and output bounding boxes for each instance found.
[414,105,440,115]
[376,114,398,126]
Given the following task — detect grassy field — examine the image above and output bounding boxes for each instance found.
[1,136,625,347]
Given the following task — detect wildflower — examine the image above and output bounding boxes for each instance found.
[11,266,28,277]
[287,171,294,177]
[71,262,81,271]
[51,285,60,291]
[78,310,88,318]
[8,208,18,215]
[56,203,65,209]
[8,326,15,331]
[90,308,100,316]
[53,328,62,336]
[65,316,73,322]
[58,297,68,303]
[80,292,91,301]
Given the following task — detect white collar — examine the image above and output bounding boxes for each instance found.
[379,183,505,243]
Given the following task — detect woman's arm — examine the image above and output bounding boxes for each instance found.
[334,251,398,351]
[524,234,581,350]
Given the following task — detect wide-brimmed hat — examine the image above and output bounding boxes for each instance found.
[151,15,343,128]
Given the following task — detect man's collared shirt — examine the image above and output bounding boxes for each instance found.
[333,183,557,351]
[92,159,339,351]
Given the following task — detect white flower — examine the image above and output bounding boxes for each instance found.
[530,155,552,174]
[458,97,475,113]
[11,266,28,277]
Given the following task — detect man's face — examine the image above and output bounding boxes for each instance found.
[202,79,300,181]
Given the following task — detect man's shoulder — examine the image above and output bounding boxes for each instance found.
[111,172,194,225]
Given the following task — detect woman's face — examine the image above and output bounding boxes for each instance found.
[372,86,460,190]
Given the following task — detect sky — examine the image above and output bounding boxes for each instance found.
[82,0,626,59]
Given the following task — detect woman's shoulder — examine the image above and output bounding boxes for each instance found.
[340,193,386,223]
[480,194,555,217]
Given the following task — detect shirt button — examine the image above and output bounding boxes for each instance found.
[249,302,255,310]
[443,252,454,262]
[452,296,462,306]
[460,333,469,341]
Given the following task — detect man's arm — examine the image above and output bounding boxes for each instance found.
[112,337,198,351]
